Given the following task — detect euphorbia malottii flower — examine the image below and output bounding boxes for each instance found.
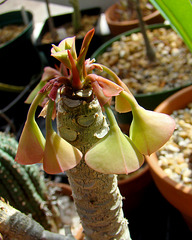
[85,104,144,174]
[16,28,175,175]
[120,91,176,155]
[43,99,82,174]
[15,94,46,164]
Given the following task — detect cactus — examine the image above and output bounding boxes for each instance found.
[0,131,60,232]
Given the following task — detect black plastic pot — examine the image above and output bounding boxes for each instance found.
[35,7,104,67]
[0,11,43,131]
[0,11,42,86]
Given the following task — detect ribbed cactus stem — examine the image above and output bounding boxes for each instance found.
[57,92,131,240]
[0,132,60,232]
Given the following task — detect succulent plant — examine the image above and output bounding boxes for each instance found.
[15,29,175,239]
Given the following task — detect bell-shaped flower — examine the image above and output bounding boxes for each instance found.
[43,100,83,174]
[85,105,144,174]
[15,93,46,164]
[129,98,175,156]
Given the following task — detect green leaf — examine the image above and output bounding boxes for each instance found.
[150,0,192,52]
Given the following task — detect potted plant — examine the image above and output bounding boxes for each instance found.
[145,85,192,231]
[105,0,164,35]
[92,0,192,123]
[144,0,192,231]
[92,23,192,123]
[2,0,190,237]
[12,26,175,239]
[93,0,192,117]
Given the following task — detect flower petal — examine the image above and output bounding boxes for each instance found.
[115,93,132,113]
[91,81,111,106]
[51,36,77,69]
[88,74,123,97]
[15,119,45,164]
[130,105,176,155]
[43,130,82,174]
[15,94,46,165]
[51,50,71,69]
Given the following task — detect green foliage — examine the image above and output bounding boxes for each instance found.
[0,132,60,232]
[150,0,192,52]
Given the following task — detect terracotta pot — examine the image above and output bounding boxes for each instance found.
[145,85,192,231]
[105,3,164,36]
[118,162,152,212]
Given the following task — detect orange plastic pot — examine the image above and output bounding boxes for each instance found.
[145,85,192,231]
[105,3,164,36]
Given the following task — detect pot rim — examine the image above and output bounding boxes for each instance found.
[105,3,160,26]
[0,10,33,49]
[146,85,192,195]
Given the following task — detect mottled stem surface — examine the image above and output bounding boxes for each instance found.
[57,92,131,240]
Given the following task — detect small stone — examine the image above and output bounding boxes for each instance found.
[171,48,180,56]
[164,168,173,177]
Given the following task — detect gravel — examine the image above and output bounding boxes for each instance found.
[96,27,192,95]
[157,103,192,187]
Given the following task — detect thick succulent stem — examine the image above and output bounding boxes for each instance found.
[57,91,131,240]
